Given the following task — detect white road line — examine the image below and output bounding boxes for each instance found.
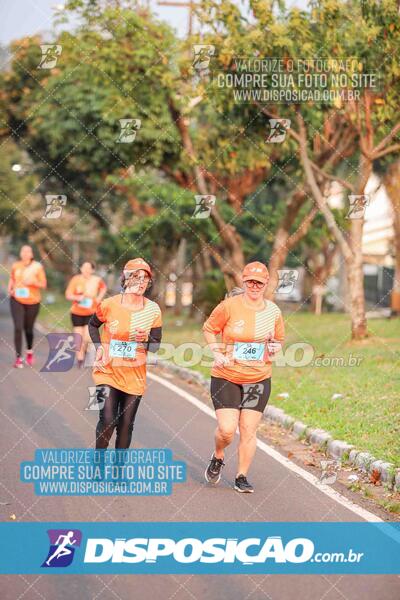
[148,372,383,523]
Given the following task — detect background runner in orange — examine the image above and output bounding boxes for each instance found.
[8,245,47,367]
[8,245,47,306]
[65,261,107,367]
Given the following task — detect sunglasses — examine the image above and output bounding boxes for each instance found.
[245,279,266,289]
[124,270,150,284]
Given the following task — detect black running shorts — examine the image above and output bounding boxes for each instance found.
[210,376,271,413]
[71,313,92,327]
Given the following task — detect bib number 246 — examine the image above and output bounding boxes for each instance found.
[233,342,265,361]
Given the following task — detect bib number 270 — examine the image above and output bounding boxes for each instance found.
[109,340,137,359]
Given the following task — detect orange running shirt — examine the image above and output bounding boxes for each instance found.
[10,260,47,305]
[66,274,107,316]
[203,295,285,384]
[92,294,162,395]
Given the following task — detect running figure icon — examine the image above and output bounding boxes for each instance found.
[42,333,80,372]
[45,531,77,566]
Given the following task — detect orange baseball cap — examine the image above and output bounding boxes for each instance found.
[123,258,152,277]
[242,261,269,283]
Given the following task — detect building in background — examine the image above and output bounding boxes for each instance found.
[326,175,395,311]
[361,175,395,308]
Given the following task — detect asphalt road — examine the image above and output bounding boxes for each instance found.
[0,310,399,600]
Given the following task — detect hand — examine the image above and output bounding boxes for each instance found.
[133,327,147,343]
[94,346,108,372]
[266,338,282,355]
[212,351,230,367]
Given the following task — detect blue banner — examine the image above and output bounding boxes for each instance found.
[0,522,399,574]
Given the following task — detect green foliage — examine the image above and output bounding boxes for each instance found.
[0,140,37,237]
[194,269,227,315]
[1,6,180,223]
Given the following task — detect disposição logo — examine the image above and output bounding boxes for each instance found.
[41,529,82,568]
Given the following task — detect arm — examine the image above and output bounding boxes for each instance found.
[146,326,162,353]
[203,301,230,366]
[267,313,285,356]
[274,313,285,344]
[37,266,47,289]
[89,302,108,371]
[96,279,107,303]
[66,292,83,301]
[65,277,83,302]
[7,266,15,295]
[27,265,47,289]
[203,329,222,353]
[140,306,163,352]
[88,314,103,345]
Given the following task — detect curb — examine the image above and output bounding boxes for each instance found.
[156,360,400,491]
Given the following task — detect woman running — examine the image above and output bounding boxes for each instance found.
[65,262,107,367]
[88,258,162,449]
[8,245,47,368]
[203,261,284,493]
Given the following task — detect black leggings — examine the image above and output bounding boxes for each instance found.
[95,385,142,449]
[10,297,40,357]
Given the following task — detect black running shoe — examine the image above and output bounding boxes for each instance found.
[205,454,225,484]
[234,474,254,493]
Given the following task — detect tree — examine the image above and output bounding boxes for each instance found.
[296,0,400,338]
[200,0,400,338]
[1,2,272,288]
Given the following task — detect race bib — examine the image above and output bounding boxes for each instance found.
[109,339,137,359]
[233,342,265,361]
[15,287,29,299]
[78,297,93,308]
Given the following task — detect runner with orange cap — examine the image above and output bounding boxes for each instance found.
[8,245,47,368]
[88,258,162,449]
[203,261,285,493]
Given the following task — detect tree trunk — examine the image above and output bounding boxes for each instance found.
[308,243,338,314]
[190,254,203,319]
[266,189,318,299]
[174,238,186,316]
[151,246,171,310]
[383,161,400,315]
[266,228,291,299]
[297,113,370,339]
[347,218,367,337]
[347,153,372,338]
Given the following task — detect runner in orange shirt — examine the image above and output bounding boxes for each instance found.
[203,261,285,493]
[8,245,47,368]
[88,258,162,449]
[65,262,107,367]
